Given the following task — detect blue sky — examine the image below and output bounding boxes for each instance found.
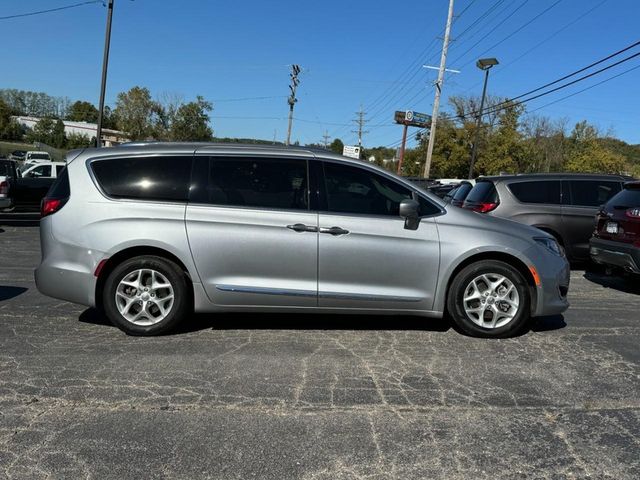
[1,0,639,147]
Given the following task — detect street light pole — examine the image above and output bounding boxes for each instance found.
[96,0,114,148]
[468,57,498,179]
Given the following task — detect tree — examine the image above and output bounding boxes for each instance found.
[66,132,93,149]
[169,96,213,141]
[329,138,344,154]
[0,98,23,140]
[26,117,55,144]
[113,86,158,140]
[52,119,67,148]
[67,101,99,123]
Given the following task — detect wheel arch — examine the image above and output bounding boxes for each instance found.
[441,251,538,315]
[95,246,194,310]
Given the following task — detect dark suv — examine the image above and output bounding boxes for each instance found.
[590,181,640,274]
[463,174,632,261]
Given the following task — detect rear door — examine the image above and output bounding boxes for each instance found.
[186,154,318,307]
[562,179,622,258]
[316,160,440,311]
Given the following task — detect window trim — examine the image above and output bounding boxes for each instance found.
[318,158,444,219]
[187,154,312,213]
[506,179,563,206]
[86,153,194,205]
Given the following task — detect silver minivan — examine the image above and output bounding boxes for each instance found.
[36,144,570,338]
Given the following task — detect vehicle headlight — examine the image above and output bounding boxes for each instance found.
[535,237,564,257]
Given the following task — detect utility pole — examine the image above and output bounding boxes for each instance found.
[423,0,454,178]
[285,64,301,146]
[96,0,114,148]
[321,130,331,148]
[351,105,369,151]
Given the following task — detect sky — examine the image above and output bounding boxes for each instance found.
[1,0,639,148]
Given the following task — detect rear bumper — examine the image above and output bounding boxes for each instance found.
[34,218,98,307]
[590,237,640,274]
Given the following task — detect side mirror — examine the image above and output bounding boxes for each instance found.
[399,198,420,230]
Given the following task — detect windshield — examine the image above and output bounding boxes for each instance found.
[29,153,50,160]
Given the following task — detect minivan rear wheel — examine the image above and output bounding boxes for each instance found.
[447,260,531,338]
[103,255,190,335]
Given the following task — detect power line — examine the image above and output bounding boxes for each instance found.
[458,0,610,94]
[527,62,640,114]
[455,0,564,68]
[464,41,640,119]
[0,1,102,20]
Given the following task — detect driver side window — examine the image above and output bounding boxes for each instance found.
[322,162,412,216]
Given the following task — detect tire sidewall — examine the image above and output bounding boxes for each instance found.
[447,260,531,338]
[103,256,189,335]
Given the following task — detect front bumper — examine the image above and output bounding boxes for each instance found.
[590,237,640,274]
[525,246,570,317]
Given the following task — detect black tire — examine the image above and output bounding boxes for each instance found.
[102,255,190,335]
[447,260,531,338]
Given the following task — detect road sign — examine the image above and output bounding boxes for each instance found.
[342,145,361,159]
[394,110,431,128]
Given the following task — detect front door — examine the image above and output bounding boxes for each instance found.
[316,161,440,311]
[186,155,318,307]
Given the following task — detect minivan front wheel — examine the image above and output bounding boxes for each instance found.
[447,260,531,338]
[103,255,190,335]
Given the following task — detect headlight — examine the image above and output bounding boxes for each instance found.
[535,237,564,257]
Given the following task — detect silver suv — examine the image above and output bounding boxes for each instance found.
[36,144,570,338]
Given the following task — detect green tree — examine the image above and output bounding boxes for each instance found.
[67,101,99,123]
[0,98,23,140]
[66,132,93,149]
[26,117,55,144]
[169,96,213,141]
[329,138,344,154]
[52,119,66,148]
[113,86,158,140]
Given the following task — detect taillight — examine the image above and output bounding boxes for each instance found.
[41,197,68,217]
[0,181,8,197]
[626,208,640,218]
[472,202,498,213]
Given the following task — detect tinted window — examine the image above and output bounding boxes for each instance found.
[323,162,413,216]
[207,157,308,210]
[605,186,640,207]
[465,181,498,203]
[55,165,66,176]
[509,180,561,204]
[0,161,14,177]
[452,183,473,201]
[91,156,192,201]
[568,180,621,207]
[30,153,50,160]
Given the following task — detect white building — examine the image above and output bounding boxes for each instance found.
[14,116,129,147]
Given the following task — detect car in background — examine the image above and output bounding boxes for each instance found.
[448,180,474,207]
[462,173,632,261]
[24,151,52,164]
[0,158,19,210]
[9,150,26,162]
[20,161,66,179]
[590,181,640,275]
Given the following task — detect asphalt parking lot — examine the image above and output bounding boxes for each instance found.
[1,224,638,479]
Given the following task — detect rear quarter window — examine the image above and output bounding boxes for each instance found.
[91,156,192,202]
[568,180,621,207]
[465,181,498,203]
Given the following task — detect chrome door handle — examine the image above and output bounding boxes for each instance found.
[286,223,317,233]
[319,226,349,236]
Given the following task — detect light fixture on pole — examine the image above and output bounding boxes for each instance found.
[468,57,498,179]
